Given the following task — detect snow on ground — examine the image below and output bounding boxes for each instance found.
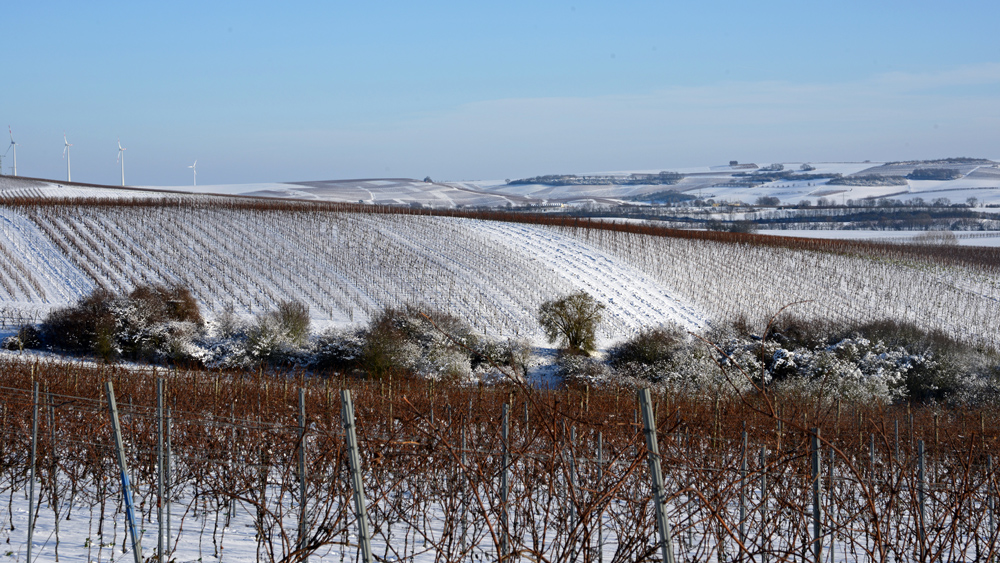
[2,480,454,563]
[0,207,94,303]
[0,177,172,200]
[2,160,998,349]
[10,159,1000,209]
[458,218,706,336]
[0,206,706,346]
[460,161,1000,208]
[146,182,301,197]
[757,229,1000,247]
[0,419,987,563]
[138,163,910,208]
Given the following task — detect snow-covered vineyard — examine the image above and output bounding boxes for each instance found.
[0,191,999,563]
[0,199,704,342]
[0,196,997,350]
[3,362,1000,563]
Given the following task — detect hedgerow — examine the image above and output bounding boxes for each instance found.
[581,316,1000,405]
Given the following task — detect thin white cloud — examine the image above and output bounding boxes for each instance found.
[298,63,1000,178]
[873,62,1000,90]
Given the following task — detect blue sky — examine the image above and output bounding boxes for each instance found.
[4,0,1000,185]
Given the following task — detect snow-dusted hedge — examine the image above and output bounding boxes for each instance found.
[21,286,1000,404]
[562,317,1000,405]
[35,284,202,362]
[26,289,530,383]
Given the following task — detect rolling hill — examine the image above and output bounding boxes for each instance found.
[0,175,997,351]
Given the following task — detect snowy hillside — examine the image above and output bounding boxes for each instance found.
[0,200,707,344]
[0,194,997,351]
[157,159,1000,208]
[7,157,1000,210]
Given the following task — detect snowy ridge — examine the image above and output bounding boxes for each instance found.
[0,177,170,200]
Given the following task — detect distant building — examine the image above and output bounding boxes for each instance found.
[711,161,759,171]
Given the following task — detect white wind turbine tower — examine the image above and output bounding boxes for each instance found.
[6,127,17,176]
[188,160,197,186]
[63,133,73,182]
[117,138,126,186]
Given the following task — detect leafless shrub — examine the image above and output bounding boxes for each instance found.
[913,230,959,245]
[41,288,118,358]
[128,283,203,326]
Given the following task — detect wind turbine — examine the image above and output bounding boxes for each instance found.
[63,133,73,182]
[188,160,197,186]
[117,138,126,186]
[5,127,16,176]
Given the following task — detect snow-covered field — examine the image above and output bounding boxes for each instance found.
[6,158,1000,209]
[0,202,706,345]
[0,171,998,562]
[185,160,1000,208]
[0,193,997,350]
[560,224,1000,350]
[758,229,1000,247]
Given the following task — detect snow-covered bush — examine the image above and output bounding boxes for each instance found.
[596,325,758,396]
[112,286,203,362]
[846,319,999,402]
[605,326,719,390]
[763,339,909,403]
[41,288,118,358]
[194,303,518,378]
[359,305,480,381]
[213,302,245,338]
[557,353,611,386]
[273,300,310,346]
[194,300,313,368]
[471,338,532,380]
[149,320,204,364]
[602,317,1000,404]
[242,300,312,362]
[312,328,366,372]
[2,325,41,351]
[244,314,295,363]
[39,285,203,363]
[607,326,686,369]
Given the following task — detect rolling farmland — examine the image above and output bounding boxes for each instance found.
[0,187,998,562]
[0,194,997,351]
